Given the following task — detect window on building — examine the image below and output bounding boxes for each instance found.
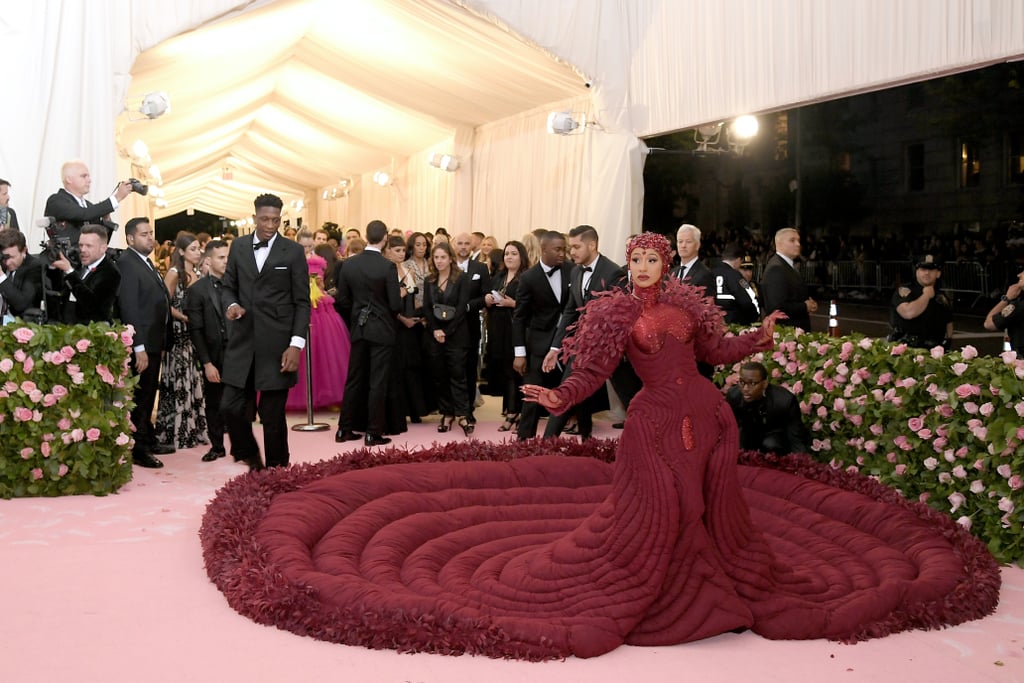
[1009,131,1024,185]
[959,139,981,188]
[906,143,925,192]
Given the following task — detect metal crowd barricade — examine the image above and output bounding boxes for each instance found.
[939,261,988,305]
[821,259,989,304]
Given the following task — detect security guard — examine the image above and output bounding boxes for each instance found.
[889,254,953,349]
[984,266,1024,351]
[710,243,760,324]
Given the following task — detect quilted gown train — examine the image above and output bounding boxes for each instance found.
[241,279,986,659]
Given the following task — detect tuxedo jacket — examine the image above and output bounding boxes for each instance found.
[512,261,573,357]
[43,188,116,229]
[115,249,170,353]
[671,259,713,297]
[221,234,311,391]
[459,259,489,340]
[185,275,227,369]
[64,256,120,324]
[333,248,401,346]
[0,253,44,316]
[1,206,18,231]
[761,253,811,330]
[551,254,625,349]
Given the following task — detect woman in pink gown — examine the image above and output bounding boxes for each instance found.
[286,253,350,411]
[203,233,998,660]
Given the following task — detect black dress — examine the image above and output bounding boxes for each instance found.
[423,273,471,417]
[483,269,523,415]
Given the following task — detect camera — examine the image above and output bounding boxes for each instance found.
[37,217,81,270]
[128,178,148,195]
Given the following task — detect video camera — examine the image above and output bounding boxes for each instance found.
[36,216,118,271]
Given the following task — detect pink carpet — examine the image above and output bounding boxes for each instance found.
[2,402,1022,682]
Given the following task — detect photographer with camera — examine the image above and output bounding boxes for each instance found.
[43,160,145,239]
[0,229,44,320]
[49,224,120,324]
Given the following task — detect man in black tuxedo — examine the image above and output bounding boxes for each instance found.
[0,179,19,231]
[453,231,488,421]
[221,194,311,470]
[115,217,172,468]
[43,160,132,238]
[541,225,626,440]
[670,223,713,296]
[186,240,233,463]
[710,242,760,325]
[49,224,120,324]
[0,229,44,317]
[334,219,402,447]
[513,230,571,440]
[762,227,817,331]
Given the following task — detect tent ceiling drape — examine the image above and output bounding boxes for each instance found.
[120,0,585,220]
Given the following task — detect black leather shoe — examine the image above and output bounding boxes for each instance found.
[245,454,265,471]
[612,422,625,430]
[201,448,226,462]
[132,451,164,468]
[150,443,176,455]
[364,434,391,447]
[335,429,363,443]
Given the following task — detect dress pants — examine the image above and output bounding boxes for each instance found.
[463,316,482,418]
[221,364,290,467]
[129,355,161,456]
[516,350,561,440]
[428,339,470,417]
[338,339,393,437]
[202,375,226,452]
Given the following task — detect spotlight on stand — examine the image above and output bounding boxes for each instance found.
[691,115,759,155]
[428,153,460,172]
[547,111,581,135]
[694,123,724,152]
[727,115,759,154]
[136,91,171,120]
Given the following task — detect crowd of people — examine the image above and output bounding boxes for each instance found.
[3,160,1023,471]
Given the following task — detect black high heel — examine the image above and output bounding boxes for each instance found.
[497,414,519,432]
[438,415,453,433]
[458,417,474,436]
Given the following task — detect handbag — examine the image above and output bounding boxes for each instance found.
[432,303,457,321]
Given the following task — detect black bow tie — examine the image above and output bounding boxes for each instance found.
[253,239,270,251]
[546,267,558,278]
[582,266,592,273]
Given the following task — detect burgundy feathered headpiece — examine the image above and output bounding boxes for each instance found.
[626,232,673,267]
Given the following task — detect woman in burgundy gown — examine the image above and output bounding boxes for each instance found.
[203,233,997,660]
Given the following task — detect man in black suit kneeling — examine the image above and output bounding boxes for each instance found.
[334,219,402,447]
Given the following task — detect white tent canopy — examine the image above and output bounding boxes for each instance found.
[4,0,1024,252]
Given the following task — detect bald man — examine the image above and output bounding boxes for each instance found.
[453,231,489,422]
[44,160,132,239]
[761,227,816,331]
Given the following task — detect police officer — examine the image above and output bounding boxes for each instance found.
[984,266,1024,351]
[889,254,953,349]
[710,243,760,325]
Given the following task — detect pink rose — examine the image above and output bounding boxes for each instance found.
[816,406,827,418]
[13,349,25,362]
[937,404,954,418]
[49,350,66,365]
[865,440,877,454]
[809,392,823,405]
[961,345,978,360]
[31,468,43,481]
[120,330,134,346]
[948,492,966,513]
[23,357,34,373]
[0,358,11,373]
[876,373,892,385]
[28,390,44,403]
[858,338,873,350]
[1002,350,1019,364]
[20,447,33,459]
[40,442,51,457]
[979,402,994,417]
[955,446,969,458]
[822,379,835,391]
[894,464,908,476]
[997,464,1012,479]
[85,428,101,442]
[57,418,71,430]
[71,373,85,385]
[930,346,945,359]
[20,380,38,393]
[998,497,1015,514]
[952,465,967,479]
[951,362,969,376]
[907,416,924,432]
[869,424,884,436]
[973,459,985,471]
[840,341,854,358]
[791,380,803,394]
[971,425,988,441]
[42,394,57,407]
[13,406,33,422]
[58,464,69,477]
[816,344,830,356]
[71,428,85,442]
[12,327,34,343]
[885,451,896,463]
[52,384,68,398]
[833,398,846,412]
[1017,427,1024,441]
[75,339,91,352]
[1010,475,1023,490]
[60,345,76,359]
[33,410,42,422]
[115,433,130,446]
[954,384,979,398]
[890,343,907,356]
[956,516,972,530]
[917,428,932,440]
[65,363,80,375]
[849,414,863,426]
[938,472,952,484]
[963,402,979,415]
[923,457,938,471]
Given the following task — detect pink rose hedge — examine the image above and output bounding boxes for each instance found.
[719,330,1024,565]
[0,323,136,497]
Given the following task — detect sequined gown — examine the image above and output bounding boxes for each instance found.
[154,269,208,448]
[248,279,974,659]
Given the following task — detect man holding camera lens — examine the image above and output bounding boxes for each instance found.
[43,160,135,238]
[49,224,120,324]
[0,229,44,319]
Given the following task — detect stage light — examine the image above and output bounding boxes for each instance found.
[547,111,580,135]
[138,91,171,119]
[373,171,390,186]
